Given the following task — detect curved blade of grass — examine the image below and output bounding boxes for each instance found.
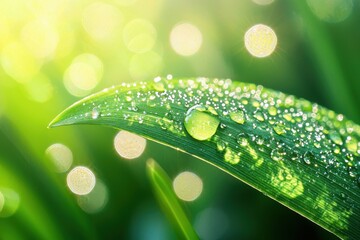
[49,77,360,239]
[146,159,199,240]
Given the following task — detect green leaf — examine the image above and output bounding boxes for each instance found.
[146,159,199,239]
[49,77,360,239]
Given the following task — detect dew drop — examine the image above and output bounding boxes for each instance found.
[329,130,343,145]
[303,151,314,165]
[305,125,314,132]
[184,105,220,141]
[271,148,286,161]
[255,135,264,146]
[345,136,358,153]
[236,133,249,147]
[216,140,227,152]
[224,148,240,165]
[229,110,245,124]
[268,106,277,116]
[253,111,264,122]
[91,108,100,119]
[273,123,286,135]
[283,113,293,122]
[347,166,357,178]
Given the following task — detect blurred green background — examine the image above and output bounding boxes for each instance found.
[0,0,359,239]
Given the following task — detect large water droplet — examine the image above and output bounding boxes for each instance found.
[91,108,100,119]
[229,110,245,124]
[184,105,220,141]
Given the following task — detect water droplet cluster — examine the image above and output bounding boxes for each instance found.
[74,77,360,194]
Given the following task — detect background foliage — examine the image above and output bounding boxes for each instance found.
[0,0,359,239]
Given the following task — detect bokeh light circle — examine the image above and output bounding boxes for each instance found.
[0,188,21,218]
[45,143,73,173]
[306,0,353,23]
[123,19,157,53]
[67,166,96,195]
[244,24,277,58]
[82,2,123,41]
[77,179,108,214]
[173,171,203,202]
[114,130,147,159]
[170,23,203,56]
[63,53,103,97]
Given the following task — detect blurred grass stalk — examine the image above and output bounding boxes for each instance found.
[146,159,199,240]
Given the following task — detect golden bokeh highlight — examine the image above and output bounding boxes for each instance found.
[244,24,277,58]
[173,171,203,202]
[66,166,96,195]
[123,19,157,53]
[1,42,40,83]
[82,2,123,41]
[45,143,73,173]
[21,18,59,59]
[63,53,103,97]
[170,23,203,56]
[114,130,147,159]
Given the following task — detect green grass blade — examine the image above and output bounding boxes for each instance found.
[49,77,360,239]
[146,159,199,240]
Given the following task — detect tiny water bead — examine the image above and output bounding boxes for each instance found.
[184,105,220,141]
[91,107,100,119]
[271,148,286,161]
